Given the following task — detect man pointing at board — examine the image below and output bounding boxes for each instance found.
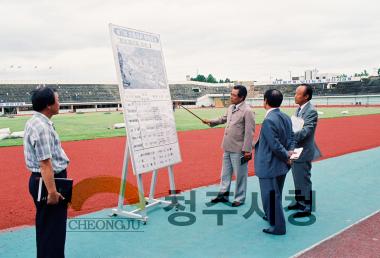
[202,85,255,207]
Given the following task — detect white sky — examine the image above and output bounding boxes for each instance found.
[0,0,379,83]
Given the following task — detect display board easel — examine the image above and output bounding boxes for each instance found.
[111,143,177,223]
[108,24,181,222]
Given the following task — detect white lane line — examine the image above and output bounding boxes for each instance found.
[292,209,380,258]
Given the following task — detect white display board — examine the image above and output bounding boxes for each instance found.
[109,24,181,175]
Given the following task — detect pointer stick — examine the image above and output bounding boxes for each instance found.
[179,105,204,121]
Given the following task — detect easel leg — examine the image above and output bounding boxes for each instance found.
[149,170,158,203]
[136,174,147,218]
[168,165,178,207]
[168,165,176,192]
[117,142,130,210]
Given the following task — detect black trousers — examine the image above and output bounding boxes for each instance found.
[29,170,68,258]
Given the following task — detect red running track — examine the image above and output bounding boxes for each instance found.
[1,114,380,230]
[298,211,380,257]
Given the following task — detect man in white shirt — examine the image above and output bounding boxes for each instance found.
[24,86,69,258]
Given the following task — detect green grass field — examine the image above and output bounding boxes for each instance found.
[1,106,379,147]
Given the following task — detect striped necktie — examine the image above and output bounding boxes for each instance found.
[296,107,301,117]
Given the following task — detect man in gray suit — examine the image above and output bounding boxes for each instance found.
[288,84,322,218]
[203,85,255,207]
[255,89,294,235]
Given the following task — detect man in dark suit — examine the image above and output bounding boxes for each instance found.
[254,89,294,235]
[288,84,322,218]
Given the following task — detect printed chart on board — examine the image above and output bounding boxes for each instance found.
[110,24,181,174]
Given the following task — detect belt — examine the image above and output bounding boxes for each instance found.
[31,169,67,177]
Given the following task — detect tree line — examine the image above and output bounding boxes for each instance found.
[190,74,231,83]
[339,68,380,78]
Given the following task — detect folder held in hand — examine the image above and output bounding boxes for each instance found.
[36,177,73,203]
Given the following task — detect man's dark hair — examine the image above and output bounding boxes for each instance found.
[31,87,56,112]
[300,84,313,101]
[264,89,283,107]
[233,85,247,101]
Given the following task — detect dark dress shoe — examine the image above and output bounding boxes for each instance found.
[262,228,285,235]
[211,196,228,203]
[287,202,305,210]
[231,201,243,207]
[292,211,312,218]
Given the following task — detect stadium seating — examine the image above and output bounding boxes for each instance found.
[0,84,120,103]
[253,77,380,97]
[168,83,232,100]
[1,78,379,105]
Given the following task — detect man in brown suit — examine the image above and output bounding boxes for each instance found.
[203,85,255,207]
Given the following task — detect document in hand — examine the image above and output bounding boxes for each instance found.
[291,116,304,133]
[290,148,304,160]
[240,155,252,165]
[37,177,73,203]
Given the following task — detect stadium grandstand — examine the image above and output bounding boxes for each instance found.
[254,76,380,97]
[1,77,380,115]
[0,81,237,115]
[169,81,234,107]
